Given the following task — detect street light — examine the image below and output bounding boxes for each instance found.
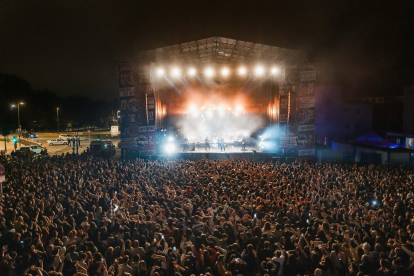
[117,110,121,124]
[11,102,24,131]
[57,108,60,133]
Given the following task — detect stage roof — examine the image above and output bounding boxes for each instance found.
[137,36,306,65]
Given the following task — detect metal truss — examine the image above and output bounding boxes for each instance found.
[137,36,305,65]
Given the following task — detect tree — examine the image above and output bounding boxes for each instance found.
[0,123,13,153]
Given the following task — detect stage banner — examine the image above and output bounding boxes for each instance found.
[146,91,156,126]
[138,126,156,156]
[279,64,316,156]
[119,63,140,159]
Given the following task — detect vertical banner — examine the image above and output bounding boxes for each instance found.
[146,92,155,126]
[279,63,316,156]
[119,63,140,159]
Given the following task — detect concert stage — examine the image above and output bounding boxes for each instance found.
[155,145,288,161]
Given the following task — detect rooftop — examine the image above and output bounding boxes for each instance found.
[137,36,305,65]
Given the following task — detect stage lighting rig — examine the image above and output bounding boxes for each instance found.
[205,68,214,78]
[255,66,265,76]
[238,67,247,75]
[221,67,229,76]
[171,68,180,78]
[157,68,165,77]
[188,68,197,76]
[271,67,280,75]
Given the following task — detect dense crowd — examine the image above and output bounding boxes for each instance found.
[1,154,414,276]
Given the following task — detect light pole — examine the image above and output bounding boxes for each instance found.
[117,110,121,124]
[57,108,60,133]
[11,102,24,131]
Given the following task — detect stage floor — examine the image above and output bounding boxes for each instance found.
[179,145,259,153]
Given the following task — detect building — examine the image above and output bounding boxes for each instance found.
[315,86,373,145]
[403,86,414,134]
[361,95,403,136]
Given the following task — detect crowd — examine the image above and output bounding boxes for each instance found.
[1,153,414,276]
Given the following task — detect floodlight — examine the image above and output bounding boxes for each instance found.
[221,68,229,76]
[188,68,196,76]
[271,67,279,75]
[171,68,180,77]
[157,68,165,77]
[205,68,214,77]
[255,66,264,76]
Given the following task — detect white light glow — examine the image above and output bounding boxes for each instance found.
[157,68,165,77]
[221,68,229,76]
[168,136,174,142]
[188,68,196,76]
[236,105,243,112]
[271,67,280,75]
[205,68,214,77]
[189,105,198,114]
[238,67,247,75]
[171,68,180,77]
[165,143,175,153]
[255,66,265,76]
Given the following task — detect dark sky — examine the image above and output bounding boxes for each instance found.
[1,0,413,100]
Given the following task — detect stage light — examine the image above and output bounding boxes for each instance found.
[165,143,175,153]
[255,66,265,76]
[188,68,196,76]
[168,136,174,142]
[171,68,180,77]
[205,68,214,77]
[236,106,243,112]
[189,105,198,114]
[271,67,280,75]
[157,68,165,77]
[238,67,247,75]
[221,68,229,76]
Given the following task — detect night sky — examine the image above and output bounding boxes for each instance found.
[1,0,413,100]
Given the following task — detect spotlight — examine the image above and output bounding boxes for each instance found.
[255,66,264,76]
[271,67,280,75]
[157,68,165,77]
[205,68,214,77]
[188,68,196,76]
[165,143,175,153]
[189,105,198,114]
[238,67,247,75]
[221,68,229,76]
[168,136,174,142]
[171,68,180,77]
[236,106,243,112]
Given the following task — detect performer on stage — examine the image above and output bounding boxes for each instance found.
[183,137,189,152]
[220,138,226,152]
[205,137,210,151]
[242,137,247,151]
